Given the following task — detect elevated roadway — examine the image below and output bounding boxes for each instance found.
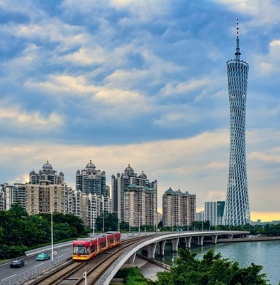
[95,230,249,285]
[0,230,249,285]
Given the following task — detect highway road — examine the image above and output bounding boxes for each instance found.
[0,243,72,285]
[0,233,139,285]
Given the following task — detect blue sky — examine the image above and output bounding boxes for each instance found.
[1,0,280,221]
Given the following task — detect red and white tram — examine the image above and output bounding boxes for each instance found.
[72,231,121,261]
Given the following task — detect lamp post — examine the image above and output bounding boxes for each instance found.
[102,212,105,232]
[117,218,120,232]
[138,213,140,236]
[102,197,105,232]
[51,211,54,263]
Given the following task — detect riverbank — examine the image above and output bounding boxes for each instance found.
[110,236,280,284]
[110,255,169,284]
[217,236,280,243]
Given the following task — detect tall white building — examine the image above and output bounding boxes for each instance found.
[26,161,66,215]
[124,183,157,227]
[76,160,108,196]
[205,202,217,226]
[196,210,205,222]
[111,165,157,227]
[205,201,225,226]
[162,188,196,228]
[0,183,26,211]
[0,162,111,230]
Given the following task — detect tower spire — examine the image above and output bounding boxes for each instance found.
[235,18,241,60]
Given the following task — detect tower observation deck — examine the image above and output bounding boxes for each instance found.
[223,21,251,225]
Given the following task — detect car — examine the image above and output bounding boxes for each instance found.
[10,259,25,268]
[36,253,50,261]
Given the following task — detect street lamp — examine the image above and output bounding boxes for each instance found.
[51,211,54,263]
[92,217,95,236]
[102,197,105,232]
[138,212,140,236]
[117,218,120,232]
[102,211,105,232]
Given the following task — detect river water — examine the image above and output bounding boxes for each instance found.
[155,240,280,285]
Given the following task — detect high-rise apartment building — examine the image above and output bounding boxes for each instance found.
[53,185,111,230]
[205,202,217,226]
[196,210,205,222]
[123,182,157,227]
[224,21,251,225]
[0,161,111,230]
[217,201,225,225]
[0,183,26,211]
[76,160,108,196]
[162,187,196,228]
[205,201,225,226]
[111,165,157,226]
[26,161,66,215]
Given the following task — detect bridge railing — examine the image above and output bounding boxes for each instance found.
[0,252,72,285]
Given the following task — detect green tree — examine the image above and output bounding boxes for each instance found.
[95,212,118,232]
[0,205,87,258]
[120,221,129,231]
[153,248,270,285]
[9,203,28,218]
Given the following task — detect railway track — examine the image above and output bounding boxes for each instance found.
[28,235,155,285]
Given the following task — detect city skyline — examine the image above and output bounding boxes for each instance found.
[0,1,280,222]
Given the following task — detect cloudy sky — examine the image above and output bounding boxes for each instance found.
[1,0,280,222]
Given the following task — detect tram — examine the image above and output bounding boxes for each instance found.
[72,231,121,261]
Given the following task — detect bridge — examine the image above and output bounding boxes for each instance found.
[95,230,249,285]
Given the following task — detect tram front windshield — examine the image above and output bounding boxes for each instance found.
[73,245,89,255]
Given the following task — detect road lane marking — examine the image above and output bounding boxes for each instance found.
[2,274,17,282]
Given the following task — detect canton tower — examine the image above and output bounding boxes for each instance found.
[223,20,251,225]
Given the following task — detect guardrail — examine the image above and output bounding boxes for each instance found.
[0,252,72,285]
[25,241,73,256]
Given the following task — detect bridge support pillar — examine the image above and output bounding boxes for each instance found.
[125,252,136,264]
[158,240,166,256]
[171,238,179,252]
[212,235,218,244]
[197,236,204,246]
[184,237,192,248]
[146,243,157,259]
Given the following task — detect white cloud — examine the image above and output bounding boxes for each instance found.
[25,75,96,95]
[154,108,197,127]
[61,48,108,65]
[160,77,213,97]
[0,103,63,130]
[105,69,152,88]
[253,39,280,75]
[110,0,170,21]
[213,0,280,32]
[94,88,144,105]
[248,149,280,163]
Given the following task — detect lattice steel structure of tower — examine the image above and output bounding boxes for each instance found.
[223,21,251,225]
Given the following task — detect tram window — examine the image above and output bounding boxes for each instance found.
[78,247,86,254]
[73,246,86,254]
